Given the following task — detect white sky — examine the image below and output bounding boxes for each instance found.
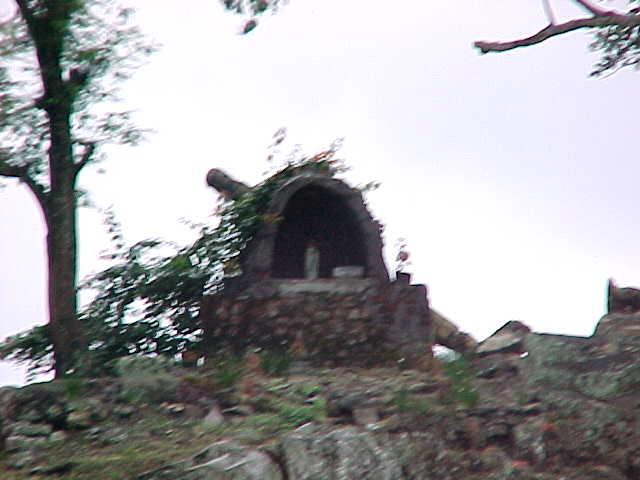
[1,0,639,385]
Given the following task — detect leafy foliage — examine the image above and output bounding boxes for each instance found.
[474,0,640,77]
[219,0,287,34]
[443,355,479,408]
[0,142,352,377]
[260,348,293,377]
[0,0,156,376]
[0,0,156,187]
[590,13,640,77]
[0,325,53,381]
[212,351,245,388]
[272,396,327,427]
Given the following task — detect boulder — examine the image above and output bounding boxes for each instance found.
[594,312,640,352]
[477,321,531,356]
[281,424,404,480]
[137,440,283,480]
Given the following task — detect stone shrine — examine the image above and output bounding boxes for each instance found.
[200,165,473,367]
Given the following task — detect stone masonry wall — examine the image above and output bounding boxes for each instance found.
[199,277,434,368]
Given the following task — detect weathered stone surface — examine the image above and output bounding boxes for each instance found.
[607,278,640,313]
[0,386,18,420]
[332,265,364,278]
[119,369,182,405]
[431,309,477,353]
[48,430,68,444]
[5,382,68,425]
[512,418,550,468]
[6,449,39,469]
[520,333,592,392]
[138,440,283,480]
[66,410,93,430]
[29,461,74,476]
[228,173,390,283]
[44,403,67,425]
[206,168,250,201]
[4,421,52,437]
[5,302,640,478]
[352,406,379,426]
[163,403,186,416]
[202,404,224,427]
[276,278,375,294]
[477,320,531,356]
[5,435,47,452]
[200,168,478,372]
[281,424,404,480]
[114,405,136,419]
[115,355,173,377]
[201,279,434,369]
[594,312,640,352]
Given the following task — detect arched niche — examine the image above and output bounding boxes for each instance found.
[272,184,366,278]
[240,175,389,283]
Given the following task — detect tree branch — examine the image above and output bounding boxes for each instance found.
[73,142,96,179]
[0,156,25,179]
[13,0,35,27]
[0,153,49,210]
[573,0,614,17]
[542,0,556,25]
[474,13,640,54]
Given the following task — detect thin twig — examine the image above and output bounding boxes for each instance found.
[573,0,614,17]
[542,0,556,25]
[73,142,96,178]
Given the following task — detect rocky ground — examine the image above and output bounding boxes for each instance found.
[2,312,640,479]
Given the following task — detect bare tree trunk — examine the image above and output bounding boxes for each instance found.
[44,107,87,377]
[45,182,84,376]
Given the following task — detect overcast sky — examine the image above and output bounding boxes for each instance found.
[1,0,639,385]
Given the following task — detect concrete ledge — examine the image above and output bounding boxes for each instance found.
[275,278,375,295]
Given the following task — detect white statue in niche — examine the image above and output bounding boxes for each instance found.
[304,241,320,280]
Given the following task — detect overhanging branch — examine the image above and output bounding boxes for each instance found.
[0,156,24,178]
[474,13,640,54]
[0,152,49,210]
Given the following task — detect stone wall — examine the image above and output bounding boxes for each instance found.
[199,276,434,368]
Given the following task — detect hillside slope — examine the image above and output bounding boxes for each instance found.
[2,312,640,479]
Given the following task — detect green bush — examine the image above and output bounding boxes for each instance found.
[260,349,292,377]
[0,143,371,379]
[63,377,88,399]
[213,353,245,389]
[275,396,327,427]
[298,383,321,397]
[443,355,479,408]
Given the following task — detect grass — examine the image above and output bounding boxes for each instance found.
[212,353,245,389]
[1,365,440,479]
[1,384,329,479]
[274,396,327,426]
[392,388,431,414]
[1,410,220,480]
[260,349,292,377]
[443,355,479,408]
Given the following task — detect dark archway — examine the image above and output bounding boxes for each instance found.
[272,185,366,278]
